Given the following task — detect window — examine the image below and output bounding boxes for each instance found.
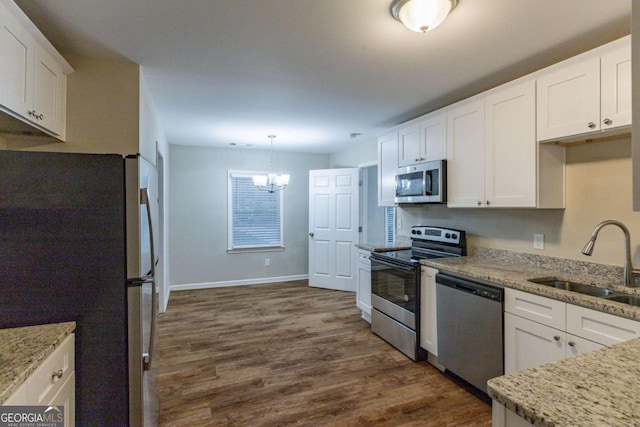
[228,171,284,250]
[385,207,395,244]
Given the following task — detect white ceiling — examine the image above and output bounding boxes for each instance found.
[15,0,631,153]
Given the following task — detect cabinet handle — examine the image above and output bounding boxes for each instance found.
[52,369,63,380]
[309,232,314,237]
[603,118,612,126]
[588,122,596,129]
[477,201,482,206]
[37,113,44,120]
[486,200,491,206]
[568,341,576,347]
[28,110,36,117]
[415,158,421,162]
[553,335,561,341]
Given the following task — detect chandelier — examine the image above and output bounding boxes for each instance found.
[252,135,290,193]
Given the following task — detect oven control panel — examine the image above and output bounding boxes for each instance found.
[410,226,464,245]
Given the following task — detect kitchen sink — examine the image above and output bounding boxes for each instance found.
[604,294,640,307]
[528,278,617,298]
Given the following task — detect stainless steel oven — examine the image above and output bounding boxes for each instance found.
[370,226,466,361]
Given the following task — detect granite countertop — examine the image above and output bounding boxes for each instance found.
[420,247,640,321]
[487,338,640,426]
[0,321,76,404]
[355,239,411,253]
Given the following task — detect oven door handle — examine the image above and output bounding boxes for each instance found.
[370,256,416,273]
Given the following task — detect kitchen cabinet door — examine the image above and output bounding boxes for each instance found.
[601,44,631,130]
[377,131,398,207]
[49,372,75,427]
[504,312,565,374]
[536,56,601,141]
[420,266,438,355]
[566,304,640,346]
[33,44,65,136]
[419,110,446,162]
[397,123,421,167]
[446,99,484,207]
[0,3,34,117]
[565,334,604,358]
[356,249,372,322]
[398,111,446,167]
[484,81,536,207]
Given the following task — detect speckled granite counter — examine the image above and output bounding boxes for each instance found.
[355,239,411,252]
[487,338,640,426]
[0,322,76,404]
[421,247,640,321]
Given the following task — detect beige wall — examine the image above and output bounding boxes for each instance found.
[399,136,640,268]
[1,56,140,155]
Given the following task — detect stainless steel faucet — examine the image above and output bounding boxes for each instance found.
[581,220,640,287]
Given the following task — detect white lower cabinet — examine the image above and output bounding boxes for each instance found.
[356,249,372,322]
[504,312,565,373]
[4,333,75,427]
[497,288,640,426]
[419,266,438,355]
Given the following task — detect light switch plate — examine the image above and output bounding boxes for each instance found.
[533,233,545,250]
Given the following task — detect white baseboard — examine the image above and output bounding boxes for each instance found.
[169,274,309,292]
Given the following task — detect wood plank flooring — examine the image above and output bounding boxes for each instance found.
[157,280,491,426]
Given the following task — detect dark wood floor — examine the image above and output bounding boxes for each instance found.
[157,280,491,426]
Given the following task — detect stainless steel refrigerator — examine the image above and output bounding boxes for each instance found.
[0,150,159,426]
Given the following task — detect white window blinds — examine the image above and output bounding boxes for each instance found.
[228,172,284,250]
[385,207,395,244]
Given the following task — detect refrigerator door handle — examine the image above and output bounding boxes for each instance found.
[140,188,156,278]
[143,278,157,371]
[140,187,157,372]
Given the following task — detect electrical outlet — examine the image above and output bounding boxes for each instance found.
[265,258,271,267]
[533,233,545,250]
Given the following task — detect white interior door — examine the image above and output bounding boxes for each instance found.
[309,168,359,292]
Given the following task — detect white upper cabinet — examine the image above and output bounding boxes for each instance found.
[0,2,33,116]
[484,81,537,207]
[448,80,564,209]
[600,43,631,130]
[446,99,484,207]
[537,36,630,142]
[377,130,398,207]
[398,110,447,167]
[397,122,421,167]
[33,44,66,135]
[0,0,72,139]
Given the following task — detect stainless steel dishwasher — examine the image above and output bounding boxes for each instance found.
[435,273,504,394]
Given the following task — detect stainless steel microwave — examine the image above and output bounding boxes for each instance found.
[394,160,446,204]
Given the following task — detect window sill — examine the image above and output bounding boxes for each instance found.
[227,246,285,254]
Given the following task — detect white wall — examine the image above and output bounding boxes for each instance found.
[398,137,640,268]
[169,144,330,288]
[139,69,170,310]
[330,136,377,167]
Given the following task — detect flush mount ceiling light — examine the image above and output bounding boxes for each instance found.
[252,135,290,193]
[390,0,458,33]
